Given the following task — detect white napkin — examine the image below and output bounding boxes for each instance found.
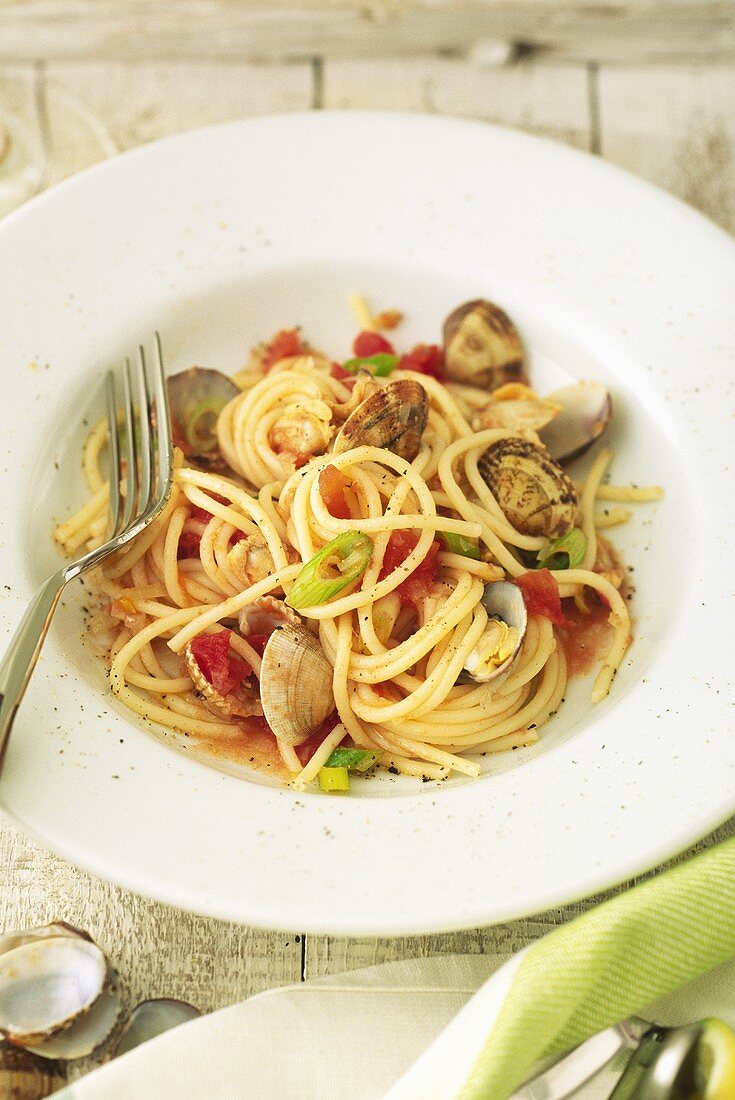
[56,952,735,1099]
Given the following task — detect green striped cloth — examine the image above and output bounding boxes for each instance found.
[458,836,735,1099]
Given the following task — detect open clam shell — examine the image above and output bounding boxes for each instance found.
[539,381,612,464]
[333,379,428,461]
[0,924,120,1060]
[184,639,263,719]
[260,622,335,746]
[167,367,239,469]
[113,998,200,1059]
[477,437,577,539]
[461,581,527,685]
[238,595,300,637]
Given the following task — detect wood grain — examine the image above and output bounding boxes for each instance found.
[1,50,735,1084]
[45,58,314,155]
[2,1,735,64]
[598,62,735,233]
[322,57,592,149]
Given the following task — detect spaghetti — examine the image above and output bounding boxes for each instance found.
[56,298,663,790]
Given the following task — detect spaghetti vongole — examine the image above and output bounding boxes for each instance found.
[56,298,663,792]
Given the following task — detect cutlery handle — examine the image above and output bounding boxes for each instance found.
[0,570,68,772]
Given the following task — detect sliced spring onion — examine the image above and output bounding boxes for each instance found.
[342,353,399,377]
[438,532,481,559]
[325,747,379,772]
[287,531,373,610]
[185,396,223,453]
[537,528,587,571]
[318,766,350,793]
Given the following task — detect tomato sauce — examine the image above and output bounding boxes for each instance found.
[193,717,285,776]
[556,597,614,679]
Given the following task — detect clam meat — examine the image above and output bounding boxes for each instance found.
[0,923,120,1061]
[462,581,527,684]
[477,437,577,538]
[443,299,528,390]
[472,383,562,433]
[260,622,335,745]
[539,381,612,464]
[333,379,428,462]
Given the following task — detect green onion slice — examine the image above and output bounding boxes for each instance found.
[342,353,399,377]
[287,531,374,610]
[325,748,379,773]
[185,396,224,453]
[537,528,588,571]
[318,766,350,793]
[438,532,481,559]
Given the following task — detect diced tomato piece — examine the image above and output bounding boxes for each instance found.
[331,361,354,381]
[353,331,395,357]
[177,530,202,559]
[378,530,440,607]
[295,711,343,766]
[189,629,251,696]
[245,633,270,657]
[398,343,444,381]
[189,493,229,524]
[263,328,305,370]
[319,465,352,519]
[189,506,211,524]
[514,568,569,626]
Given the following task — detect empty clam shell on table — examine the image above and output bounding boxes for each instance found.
[113,998,201,1059]
[0,924,120,1061]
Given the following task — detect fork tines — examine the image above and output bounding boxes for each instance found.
[105,334,173,543]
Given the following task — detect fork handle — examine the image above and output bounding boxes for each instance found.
[0,570,68,772]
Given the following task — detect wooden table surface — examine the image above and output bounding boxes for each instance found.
[1,48,735,1081]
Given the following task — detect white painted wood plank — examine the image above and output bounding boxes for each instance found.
[2,1,735,64]
[45,58,314,164]
[0,822,303,1078]
[598,63,735,233]
[323,58,592,149]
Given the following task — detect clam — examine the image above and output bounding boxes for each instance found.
[539,381,612,464]
[260,622,335,745]
[333,379,428,462]
[462,581,527,684]
[443,299,528,390]
[228,535,276,589]
[238,595,301,637]
[113,998,200,1059]
[185,641,263,719]
[330,372,382,423]
[472,383,562,433]
[0,923,120,1061]
[477,437,577,538]
[167,367,239,469]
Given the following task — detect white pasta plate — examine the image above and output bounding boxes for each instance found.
[1,112,734,934]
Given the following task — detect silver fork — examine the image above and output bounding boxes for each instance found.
[0,335,174,773]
